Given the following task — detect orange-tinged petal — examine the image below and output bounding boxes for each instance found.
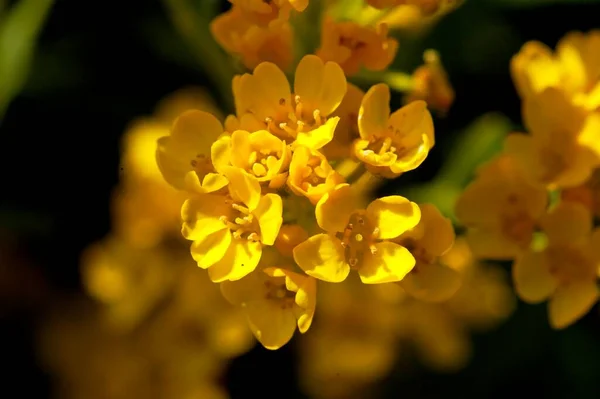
[223,166,261,210]
[548,281,599,329]
[366,196,421,240]
[191,229,232,269]
[358,241,415,284]
[245,299,297,350]
[513,250,557,303]
[400,262,462,302]
[208,239,262,282]
[315,184,357,233]
[293,234,350,283]
[358,83,390,139]
[294,55,347,116]
[540,202,592,246]
[294,116,339,149]
[254,193,283,245]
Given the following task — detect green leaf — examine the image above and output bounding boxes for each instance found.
[0,0,54,119]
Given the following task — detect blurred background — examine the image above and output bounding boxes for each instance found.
[2,0,600,398]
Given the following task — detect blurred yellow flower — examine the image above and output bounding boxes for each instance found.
[182,167,283,282]
[355,84,434,177]
[230,0,308,27]
[513,201,600,329]
[316,16,398,76]
[404,49,455,114]
[294,184,420,283]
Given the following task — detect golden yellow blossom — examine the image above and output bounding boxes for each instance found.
[212,129,291,189]
[287,146,345,204]
[455,155,548,260]
[561,168,600,218]
[182,167,283,282]
[355,84,434,177]
[156,110,229,194]
[505,88,600,189]
[511,30,600,110]
[316,16,398,76]
[395,203,459,302]
[513,201,600,329]
[211,6,294,70]
[293,184,420,283]
[234,54,347,149]
[322,83,364,160]
[221,264,317,350]
[230,0,308,27]
[404,49,454,114]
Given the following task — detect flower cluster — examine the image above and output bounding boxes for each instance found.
[157,0,464,350]
[456,30,600,329]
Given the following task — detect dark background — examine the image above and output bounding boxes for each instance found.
[2,0,600,397]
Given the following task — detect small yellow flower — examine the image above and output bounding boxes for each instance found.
[182,167,283,282]
[221,265,317,350]
[561,168,600,218]
[394,203,459,302]
[355,84,434,177]
[234,54,347,149]
[513,201,600,329]
[212,129,291,189]
[404,49,454,115]
[322,82,364,160]
[316,16,398,76]
[511,30,600,110]
[505,88,600,189]
[287,146,345,204]
[293,183,420,283]
[211,6,294,70]
[156,110,229,194]
[229,0,308,27]
[455,155,548,260]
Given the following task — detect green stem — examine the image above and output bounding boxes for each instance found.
[162,0,236,112]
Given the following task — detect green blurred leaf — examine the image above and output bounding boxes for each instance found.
[0,0,54,119]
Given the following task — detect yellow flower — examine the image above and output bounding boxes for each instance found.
[505,88,600,189]
[561,168,600,218]
[355,84,434,177]
[210,6,294,70]
[287,146,345,204]
[221,265,317,350]
[513,201,600,329]
[511,30,600,110]
[322,82,364,160]
[395,203,460,302]
[455,155,548,260]
[156,110,230,194]
[182,167,283,282]
[293,183,420,283]
[212,129,291,189]
[229,0,308,27]
[234,54,347,149]
[275,224,310,257]
[404,49,454,115]
[316,16,398,76]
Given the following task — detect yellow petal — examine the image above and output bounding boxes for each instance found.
[358,83,390,139]
[293,234,350,283]
[294,117,339,149]
[230,130,253,169]
[208,239,262,282]
[220,272,264,306]
[181,195,229,241]
[223,166,261,210]
[540,201,591,246]
[211,135,233,174]
[523,88,584,138]
[191,229,232,269]
[245,299,297,350]
[512,250,557,303]
[239,62,291,121]
[400,262,462,302]
[548,281,599,329]
[415,203,455,256]
[294,55,347,116]
[254,193,283,246]
[200,172,229,193]
[465,229,521,260]
[315,184,357,233]
[366,196,421,240]
[388,100,435,148]
[171,110,223,155]
[358,241,415,284]
[577,113,600,158]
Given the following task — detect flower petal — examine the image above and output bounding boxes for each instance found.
[181,195,229,241]
[540,201,592,246]
[191,229,232,269]
[415,203,455,256]
[294,55,346,116]
[512,250,557,303]
[548,281,599,329]
[254,193,283,246]
[244,299,297,350]
[240,62,291,121]
[220,271,264,306]
[294,117,339,149]
[465,229,521,260]
[366,196,421,240]
[358,83,390,139]
[208,239,262,282]
[358,241,415,284]
[293,234,350,283]
[315,183,357,233]
[223,166,261,210]
[388,100,434,148]
[400,262,462,302]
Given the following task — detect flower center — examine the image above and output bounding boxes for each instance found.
[248,147,283,178]
[397,237,433,273]
[219,199,260,242]
[264,279,295,308]
[338,211,380,269]
[501,194,535,248]
[265,95,325,139]
[299,154,329,190]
